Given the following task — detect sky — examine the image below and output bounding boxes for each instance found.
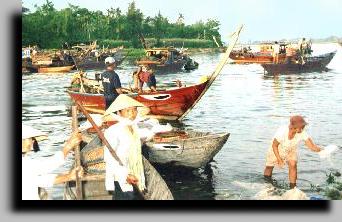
[22,0,342,42]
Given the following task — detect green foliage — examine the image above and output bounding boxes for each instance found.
[22,1,222,49]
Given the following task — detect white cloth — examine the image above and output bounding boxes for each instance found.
[318,145,339,159]
[266,125,310,165]
[22,151,64,200]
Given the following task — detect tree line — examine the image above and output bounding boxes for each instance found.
[22,0,223,49]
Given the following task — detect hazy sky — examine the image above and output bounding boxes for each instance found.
[22,0,342,42]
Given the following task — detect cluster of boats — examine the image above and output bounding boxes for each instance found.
[26,25,339,200]
[62,26,244,200]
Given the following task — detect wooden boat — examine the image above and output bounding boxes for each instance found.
[136,47,193,74]
[67,80,207,120]
[68,25,244,120]
[229,42,295,64]
[229,51,287,64]
[64,138,173,200]
[38,65,75,73]
[261,51,336,74]
[144,131,230,168]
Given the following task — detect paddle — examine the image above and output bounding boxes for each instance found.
[74,100,146,200]
[178,25,244,120]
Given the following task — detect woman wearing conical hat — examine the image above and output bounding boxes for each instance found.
[103,94,149,200]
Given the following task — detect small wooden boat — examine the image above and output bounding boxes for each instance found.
[261,51,336,74]
[67,80,208,120]
[144,131,230,168]
[137,47,195,74]
[64,137,174,200]
[38,65,75,73]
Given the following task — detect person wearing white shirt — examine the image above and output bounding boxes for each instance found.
[102,94,148,200]
[272,41,280,64]
[263,116,322,189]
[22,125,82,200]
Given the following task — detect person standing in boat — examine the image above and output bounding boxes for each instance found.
[263,115,322,189]
[272,41,280,64]
[22,125,83,200]
[133,65,157,93]
[103,95,149,200]
[101,57,127,109]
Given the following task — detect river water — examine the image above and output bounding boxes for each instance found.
[22,43,342,200]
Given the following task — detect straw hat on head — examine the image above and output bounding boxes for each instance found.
[104,94,145,116]
[22,125,48,141]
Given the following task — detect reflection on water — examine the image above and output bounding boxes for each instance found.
[22,43,342,199]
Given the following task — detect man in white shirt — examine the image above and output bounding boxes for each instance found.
[263,116,322,189]
[103,94,147,200]
[22,125,82,200]
[272,41,280,64]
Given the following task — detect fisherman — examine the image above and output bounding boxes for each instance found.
[272,41,280,64]
[263,115,322,189]
[22,125,83,200]
[132,65,157,93]
[101,56,128,109]
[102,95,148,200]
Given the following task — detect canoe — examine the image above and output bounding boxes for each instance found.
[38,65,75,73]
[64,137,174,200]
[261,51,336,74]
[144,131,230,168]
[67,80,208,120]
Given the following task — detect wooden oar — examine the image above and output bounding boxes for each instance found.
[74,100,146,200]
[179,25,244,120]
[71,106,83,200]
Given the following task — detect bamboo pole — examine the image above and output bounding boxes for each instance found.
[179,25,244,120]
[74,101,146,200]
[71,106,83,200]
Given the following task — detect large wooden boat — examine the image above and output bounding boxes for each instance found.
[68,25,244,120]
[64,139,173,200]
[67,80,207,120]
[261,51,336,74]
[144,131,230,168]
[38,65,75,73]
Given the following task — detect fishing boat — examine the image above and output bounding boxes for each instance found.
[67,25,244,120]
[144,131,230,168]
[136,47,196,74]
[261,51,336,74]
[64,144,173,200]
[67,80,207,120]
[38,65,75,73]
[229,42,295,64]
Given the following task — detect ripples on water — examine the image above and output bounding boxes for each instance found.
[22,43,342,200]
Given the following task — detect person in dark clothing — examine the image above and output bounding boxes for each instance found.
[101,57,125,109]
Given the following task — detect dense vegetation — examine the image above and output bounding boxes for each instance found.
[22,0,222,49]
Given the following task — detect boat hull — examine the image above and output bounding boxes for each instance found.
[64,156,174,200]
[137,60,186,74]
[261,51,336,74]
[67,81,208,120]
[38,65,75,73]
[144,131,230,168]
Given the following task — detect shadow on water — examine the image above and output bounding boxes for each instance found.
[151,162,216,200]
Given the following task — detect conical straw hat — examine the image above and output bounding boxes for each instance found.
[22,125,48,141]
[104,94,145,116]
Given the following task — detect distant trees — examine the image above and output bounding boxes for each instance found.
[22,0,222,49]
